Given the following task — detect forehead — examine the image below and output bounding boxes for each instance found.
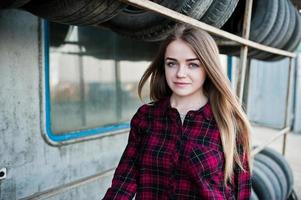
[164,39,197,59]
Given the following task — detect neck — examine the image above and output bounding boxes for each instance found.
[170,92,208,114]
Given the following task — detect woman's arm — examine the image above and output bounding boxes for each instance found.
[102,108,144,200]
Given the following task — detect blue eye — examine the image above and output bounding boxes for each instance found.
[166,62,176,67]
[189,63,199,68]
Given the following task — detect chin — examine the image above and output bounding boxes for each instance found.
[172,91,193,97]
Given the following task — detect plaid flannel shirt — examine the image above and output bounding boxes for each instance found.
[103,96,251,200]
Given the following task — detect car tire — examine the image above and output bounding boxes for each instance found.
[260,147,294,198]
[250,0,286,59]
[255,153,287,200]
[22,0,126,25]
[102,0,214,41]
[252,161,276,200]
[200,0,239,28]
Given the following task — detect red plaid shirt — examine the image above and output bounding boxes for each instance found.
[103,97,251,200]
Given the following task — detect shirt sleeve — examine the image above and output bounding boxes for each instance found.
[234,145,252,200]
[102,107,144,200]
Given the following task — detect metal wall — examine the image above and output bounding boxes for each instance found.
[246,58,296,130]
[0,10,120,200]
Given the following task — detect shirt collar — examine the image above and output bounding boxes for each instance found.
[157,96,214,120]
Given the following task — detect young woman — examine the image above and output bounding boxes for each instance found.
[103,24,252,200]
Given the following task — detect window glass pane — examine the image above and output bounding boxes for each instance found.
[49,23,156,135]
[119,61,151,121]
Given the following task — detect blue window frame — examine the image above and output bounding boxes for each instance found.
[43,20,155,142]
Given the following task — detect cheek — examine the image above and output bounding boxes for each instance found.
[164,69,175,89]
[164,67,173,81]
[195,69,206,83]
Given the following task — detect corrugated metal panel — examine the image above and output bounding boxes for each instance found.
[246,58,293,129]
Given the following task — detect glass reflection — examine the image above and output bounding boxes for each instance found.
[49,23,156,134]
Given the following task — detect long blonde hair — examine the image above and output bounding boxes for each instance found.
[138,24,252,185]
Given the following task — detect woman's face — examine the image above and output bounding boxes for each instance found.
[164,39,206,99]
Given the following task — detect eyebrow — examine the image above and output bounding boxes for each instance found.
[165,57,200,62]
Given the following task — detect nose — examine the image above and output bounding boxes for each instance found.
[176,65,187,78]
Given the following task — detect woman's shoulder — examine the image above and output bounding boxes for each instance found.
[134,98,167,118]
[135,101,156,115]
[137,99,167,113]
[130,102,156,129]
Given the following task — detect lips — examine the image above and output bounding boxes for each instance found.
[174,82,191,86]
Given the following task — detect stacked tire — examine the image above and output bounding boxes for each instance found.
[3,0,300,61]
[1,0,127,26]
[20,0,127,26]
[251,147,296,200]
[221,0,301,61]
[4,0,240,42]
[101,0,240,41]
[13,0,241,43]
